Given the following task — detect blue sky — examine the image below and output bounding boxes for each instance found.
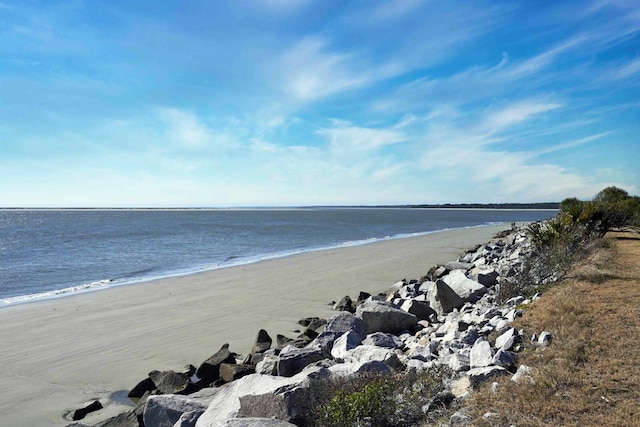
[1,0,638,207]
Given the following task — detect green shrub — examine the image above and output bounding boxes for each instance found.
[303,369,450,427]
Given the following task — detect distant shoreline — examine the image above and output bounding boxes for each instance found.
[0,203,559,210]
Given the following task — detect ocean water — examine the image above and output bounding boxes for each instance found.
[0,208,554,306]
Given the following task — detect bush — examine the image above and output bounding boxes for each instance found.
[302,369,450,427]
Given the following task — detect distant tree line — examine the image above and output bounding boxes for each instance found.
[410,202,559,210]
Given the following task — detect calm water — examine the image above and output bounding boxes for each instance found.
[0,208,554,305]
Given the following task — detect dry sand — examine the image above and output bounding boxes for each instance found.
[0,223,509,426]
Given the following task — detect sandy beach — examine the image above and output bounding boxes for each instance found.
[0,224,509,426]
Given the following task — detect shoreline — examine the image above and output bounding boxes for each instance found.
[0,223,510,426]
[0,223,511,308]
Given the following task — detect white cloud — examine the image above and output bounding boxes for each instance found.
[280,36,401,101]
[317,120,408,153]
[481,101,563,133]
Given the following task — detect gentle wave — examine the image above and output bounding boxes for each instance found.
[0,222,506,307]
[0,279,113,306]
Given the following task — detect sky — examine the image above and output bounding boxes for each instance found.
[1,0,639,207]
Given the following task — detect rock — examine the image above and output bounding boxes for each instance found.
[356,300,418,335]
[356,291,371,305]
[93,410,139,427]
[330,330,362,361]
[447,348,470,372]
[277,345,326,377]
[143,394,208,427]
[538,331,553,347]
[333,295,355,312]
[220,363,256,383]
[195,371,326,426]
[445,261,474,270]
[494,327,518,351]
[327,360,392,376]
[474,269,499,287]
[361,332,402,349]
[442,270,488,303]
[470,339,493,369]
[385,280,406,297]
[197,344,237,382]
[467,366,507,383]
[149,370,197,395]
[426,280,465,316]
[251,330,272,355]
[399,299,438,320]
[255,354,279,376]
[408,344,435,362]
[71,400,103,421]
[324,312,366,338]
[128,377,156,400]
[450,411,472,426]
[492,350,517,368]
[342,345,404,371]
[450,376,472,398]
[174,410,202,427]
[505,296,525,307]
[511,365,536,385]
[426,265,449,280]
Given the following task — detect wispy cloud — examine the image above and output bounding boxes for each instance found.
[280,36,401,101]
[317,119,408,153]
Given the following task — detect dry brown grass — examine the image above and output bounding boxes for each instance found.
[464,229,640,426]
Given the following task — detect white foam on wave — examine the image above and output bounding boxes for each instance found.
[0,279,113,306]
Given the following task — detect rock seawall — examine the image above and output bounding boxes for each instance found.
[67,225,551,427]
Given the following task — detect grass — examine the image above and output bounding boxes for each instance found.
[463,229,640,426]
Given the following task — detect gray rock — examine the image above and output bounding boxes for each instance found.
[251,329,272,355]
[333,295,355,312]
[174,410,203,427]
[220,363,256,383]
[71,400,103,421]
[143,394,207,427]
[149,370,195,395]
[194,371,323,427]
[467,366,507,383]
[450,376,471,399]
[495,327,519,351]
[355,300,417,335]
[474,269,500,287]
[408,345,435,362]
[399,299,438,320]
[445,261,474,270]
[327,360,392,376]
[255,354,278,376]
[362,332,402,349]
[511,365,536,385]
[426,280,465,316]
[470,339,493,369]
[505,296,525,307]
[442,270,488,303]
[343,345,404,370]
[93,410,139,427]
[492,349,517,367]
[196,344,237,382]
[538,331,553,347]
[450,411,472,427]
[324,312,366,338]
[447,347,470,372]
[330,330,362,361]
[277,345,326,377]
